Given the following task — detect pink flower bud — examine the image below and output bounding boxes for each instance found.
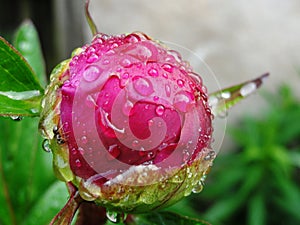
[39,32,214,213]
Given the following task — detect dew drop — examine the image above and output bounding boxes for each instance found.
[121,58,132,67]
[133,76,154,96]
[75,159,82,167]
[165,84,171,97]
[83,65,101,82]
[155,105,165,116]
[192,181,204,193]
[153,96,159,101]
[10,116,23,121]
[240,82,257,97]
[148,119,154,127]
[42,139,51,153]
[162,63,173,73]
[132,140,139,147]
[81,136,88,144]
[86,53,99,63]
[177,79,185,87]
[148,68,158,77]
[106,211,125,223]
[108,144,121,159]
[221,91,231,99]
[173,91,194,112]
[71,148,77,155]
[122,100,133,116]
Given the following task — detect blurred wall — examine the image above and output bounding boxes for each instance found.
[85,0,300,150]
[86,0,300,106]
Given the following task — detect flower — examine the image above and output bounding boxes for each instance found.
[39,32,214,213]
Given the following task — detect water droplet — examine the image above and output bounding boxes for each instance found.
[148,68,158,77]
[221,91,231,99]
[10,116,23,121]
[192,181,203,193]
[83,65,101,82]
[133,76,154,96]
[85,95,97,108]
[132,140,139,147]
[108,144,121,159]
[173,91,194,112]
[240,82,257,97]
[71,148,77,155]
[162,63,173,73]
[122,100,133,116]
[155,105,165,116]
[182,149,190,162]
[153,96,159,101]
[148,119,154,127]
[42,139,51,153]
[124,33,141,43]
[81,136,88,144]
[86,53,99,63]
[106,211,125,223]
[165,84,171,97]
[121,58,132,67]
[75,159,82,167]
[177,79,185,87]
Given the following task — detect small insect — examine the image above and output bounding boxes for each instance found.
[53,125,66,144]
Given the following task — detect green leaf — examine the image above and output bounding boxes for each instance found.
[0,37,44,117]
[23,181,69,225]
[128,211,210,225]
[13,20,47,87]
[209,73,269,117]
[0,117,67,225]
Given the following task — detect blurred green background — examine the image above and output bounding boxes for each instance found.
[0,0,299,224]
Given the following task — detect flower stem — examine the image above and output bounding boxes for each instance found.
[85,0,98,36]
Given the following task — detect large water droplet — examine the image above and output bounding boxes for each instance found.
[173,91,194,112]
[133,76,154,96]
[192,181,203,193]
[83,65,101,82]
[42,139,51,153]
[155,105,165,116]
[106,211,120,223]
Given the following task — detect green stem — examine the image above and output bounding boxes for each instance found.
[49,183,83,225]
[85,0,98,36]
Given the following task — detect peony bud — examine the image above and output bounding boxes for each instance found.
[39,32,215,213]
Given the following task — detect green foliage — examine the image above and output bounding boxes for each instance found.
[0,29,44,117]
[192,85,300,225]
[0,21,69,225]
[0,117,69,225]
[13,20,47,87]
